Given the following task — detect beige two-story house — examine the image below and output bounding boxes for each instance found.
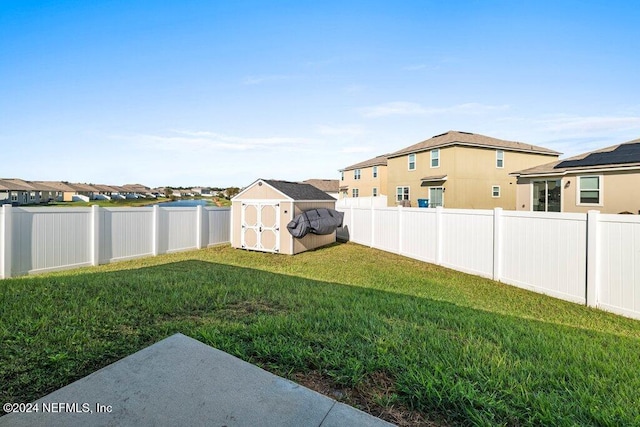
[386,131,560,209]
[339,154,388,199]
[512,137,640,214]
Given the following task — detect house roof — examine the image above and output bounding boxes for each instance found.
[341,154,389,171]
[68,183,101,192]
[387,131,561,159]
[0,178,36,191]
[122,184,151,193]
[302,179,339,193]
[29,181,76,192]
[261,179,337,201]
[512,138,640,177]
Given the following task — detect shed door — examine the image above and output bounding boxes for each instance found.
[241,202,280,253]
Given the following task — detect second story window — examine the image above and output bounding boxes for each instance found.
[341,171,344,181]
[408,154,416,170]
[431,149,440,168]
[354,169,361,180]
[372,187,378,197]
[373,166,378,178]
[496,150,504,168]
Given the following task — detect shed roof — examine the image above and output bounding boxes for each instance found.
[387,130,561,159]
[263,179,336,201]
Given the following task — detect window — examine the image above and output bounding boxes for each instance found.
[373,166,378,178]
[372,187,378,197]
[579,176,601,204]
[431,149,440,168]
[10,193,17,202]
[429,187,444,207]
[354,169,361,180]
[352,188,359,198]
[408,154,416,170]
[496,150,504,168]
[533,180,561,212]
[30,192,36,200]
[396,186,410,202]
[492,186,501,198]
[341,171,344,181]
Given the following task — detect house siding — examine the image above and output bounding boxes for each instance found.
[387,146,556,209]
[517,170,640,214]
[341,165,387,198]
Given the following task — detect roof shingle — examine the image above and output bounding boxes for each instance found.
[387,130,560,158]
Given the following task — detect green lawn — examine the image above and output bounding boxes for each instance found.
[1,243,639,426]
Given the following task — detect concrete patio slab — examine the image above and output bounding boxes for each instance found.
[0,333,394,427]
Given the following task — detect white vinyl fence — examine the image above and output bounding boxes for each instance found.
[0,205,230,278]
[337,206,640,320]
[335,196,388,208]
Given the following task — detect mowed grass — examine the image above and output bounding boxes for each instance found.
[1,243,639,426]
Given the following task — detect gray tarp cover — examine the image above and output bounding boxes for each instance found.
[287,208,344,238]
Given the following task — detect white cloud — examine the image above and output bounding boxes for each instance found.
[359,102,509,118]
[122,130,313,152]
[540,115,640,133]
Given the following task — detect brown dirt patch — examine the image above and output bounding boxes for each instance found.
[292,370,449,426]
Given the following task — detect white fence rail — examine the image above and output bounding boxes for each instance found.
[336,196,388,208]
[337,205,640,320]
[0,205,231,278]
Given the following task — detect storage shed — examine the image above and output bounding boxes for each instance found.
[231,179,338,254]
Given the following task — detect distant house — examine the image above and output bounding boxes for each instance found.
[339,154,388,199]
[29,181,76,202]
[302,179,339,199]
[385,131,560,209]
[0,178,45,205]
[511,138,640,214]
[121,184,153,199]
[191,187,213,197]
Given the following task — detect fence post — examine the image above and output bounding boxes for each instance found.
[397,205,403,254]
[152,205,160,256]
[435,206,443,265]
[586,210,600,307]
[1,204,12,279]
[196,205,203,249]
[493,208,503,281]
[90,205,100,266]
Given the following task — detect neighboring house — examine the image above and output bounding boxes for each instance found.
[122,183,153,198]
[66,183,101,201]
[511,137,640,214]
[191,187,213,197]
[386,130,560,209]
[0,178,41,205]
[339,154,388,199]
[302,179,339,199]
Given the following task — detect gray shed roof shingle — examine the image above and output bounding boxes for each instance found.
[262,179,337,201]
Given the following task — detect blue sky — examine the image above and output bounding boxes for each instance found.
[1,1,639,188]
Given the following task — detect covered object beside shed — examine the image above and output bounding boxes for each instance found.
[231,179,338,254]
